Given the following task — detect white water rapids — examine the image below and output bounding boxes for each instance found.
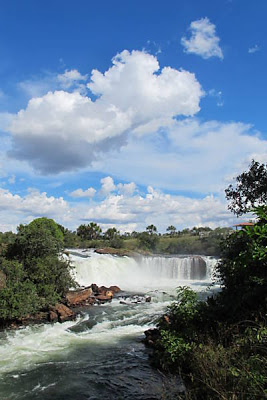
[0,250,218,399]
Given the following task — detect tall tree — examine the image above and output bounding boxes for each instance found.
[77,222,102,241]
[225,160,267,216]
[146,224,157,235]
[166,225,177,237]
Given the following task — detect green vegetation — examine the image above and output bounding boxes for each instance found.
[60,223,230,256]
[151,160,267,399]
[226,159,267,216]
[0,218,75,324]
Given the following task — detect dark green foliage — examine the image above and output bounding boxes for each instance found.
[109,236,124,249]
[0,218,75,323]
[137,231,159,251]
[104,227,118,240]
[77,222,102,241]
[154,207,267,399]
[213,206,267,321]
[0,259,40,319]
[8,217,64,261]
[166,225,177,236]
[57,224,78,248]
[146,224,157,235]
[225,159,267,216]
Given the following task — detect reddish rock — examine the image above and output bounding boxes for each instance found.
[49,311,58,322]
[95,294,112,303]
[88,297,96,305]
[50,303,75,322]
[65,287,93,306]
[109,285,121,293]
[98,285,121,296]
[91,283,99,293]
[98,286,109,295]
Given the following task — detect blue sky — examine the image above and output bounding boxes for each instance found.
[0,0,266,232]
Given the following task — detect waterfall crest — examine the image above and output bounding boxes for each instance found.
[68,250,217,290]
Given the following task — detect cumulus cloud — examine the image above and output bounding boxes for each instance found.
[0,187,70,231]
[7,50,203,174]
[69,187,96,198]
[117,182,136,196]
[94,118,267,193]
[100,176,116,195]
[81,186,235,232]
[181,18,223,59]
[19,69,88,98]
[57,69,88,89]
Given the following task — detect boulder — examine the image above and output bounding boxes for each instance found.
[98,285,109,295]
[0,270,6,289]
[48,311,58,322]
[91,283,99,293]
[95,294,112,303]
[143,328,160,347]
[50,303,75,322]
[109,285,121,293]
[98,285,121,297]
[65,287,93,306]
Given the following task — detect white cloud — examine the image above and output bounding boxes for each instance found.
[248,44,260,54]
[70,187,96,198]
[18,69,88,98]
[100,176,116,195]
[7,50,203,173]
[181,18,223,59]
[57,69,88,89]
[0,188,70,231]
[81,187,235,232]
[93,118,267,194]
[117,182,136,196]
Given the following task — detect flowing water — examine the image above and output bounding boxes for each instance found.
[0,251,218,400]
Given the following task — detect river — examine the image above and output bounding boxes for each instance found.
[0,250,218,400]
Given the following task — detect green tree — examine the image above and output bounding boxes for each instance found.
[1,218,75,321]
[166,225,176,237]
[77,222,102,241]
[213,206,267,320]
[146,224,157,235]
[138,231,159,251]
[225,159,267,216]
[8,217,64,261]
[104,227,119,240]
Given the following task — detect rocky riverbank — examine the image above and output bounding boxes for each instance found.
[2,283,122,329]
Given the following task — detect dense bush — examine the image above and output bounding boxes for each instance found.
[0,218,75,322]
[153,207,267,399]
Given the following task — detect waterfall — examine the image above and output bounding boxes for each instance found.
[68,250,217,291]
